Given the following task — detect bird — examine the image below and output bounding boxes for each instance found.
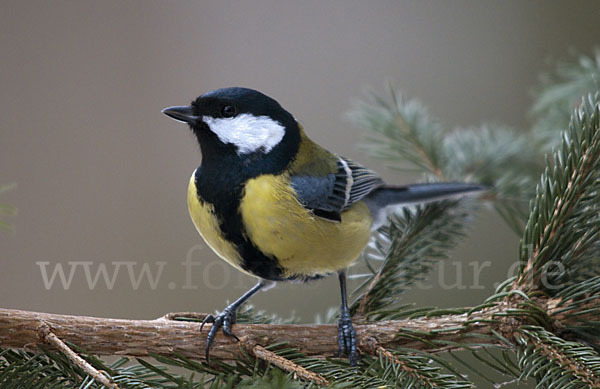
[162,87,485,365]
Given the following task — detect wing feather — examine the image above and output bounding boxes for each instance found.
[291,157,384,221]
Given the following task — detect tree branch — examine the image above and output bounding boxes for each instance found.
[0,298,569,362]
[0,286,594,369]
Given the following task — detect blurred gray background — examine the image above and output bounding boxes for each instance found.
[1,1,599,328]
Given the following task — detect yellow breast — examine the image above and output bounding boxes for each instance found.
[239,174,372,278]
[187,174,250,275]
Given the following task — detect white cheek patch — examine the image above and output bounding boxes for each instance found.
[202,114,286,155]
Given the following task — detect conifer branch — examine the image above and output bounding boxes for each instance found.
[352,201,469,319]
[248,344,329,386]
[0,307,495,359]
[0,295,594,363]
[376,347,440,388]
[516,326,600,387]
[516,93,600,292]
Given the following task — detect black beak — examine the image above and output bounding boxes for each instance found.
[162,105,199,124]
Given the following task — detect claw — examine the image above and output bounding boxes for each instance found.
[337,310,359,365]
[200,314,215,332]
[200,308,239,362]
[198,281,267,363]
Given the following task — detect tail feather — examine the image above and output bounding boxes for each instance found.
[364,182,487,230]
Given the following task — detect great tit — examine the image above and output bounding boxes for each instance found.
[162,87,485,365]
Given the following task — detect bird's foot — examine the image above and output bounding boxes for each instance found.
[200,306,239,362]
[336,310,359,366]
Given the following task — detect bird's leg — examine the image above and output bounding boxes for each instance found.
[200,280,267,362]
[336,270,359,365]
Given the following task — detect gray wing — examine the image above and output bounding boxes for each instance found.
[291,157,384,222]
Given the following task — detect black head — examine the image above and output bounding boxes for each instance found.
[162,88,300,169]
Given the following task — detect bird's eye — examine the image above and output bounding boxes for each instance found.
[221,105,236,118]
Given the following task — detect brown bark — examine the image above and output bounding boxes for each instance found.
[0,305,513,361]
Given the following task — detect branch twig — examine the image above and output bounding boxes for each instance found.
[38,323,119,389]
[377,346,437,388]
[248,343,329,386]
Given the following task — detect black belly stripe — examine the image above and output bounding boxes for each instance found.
[194,168,287,281]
